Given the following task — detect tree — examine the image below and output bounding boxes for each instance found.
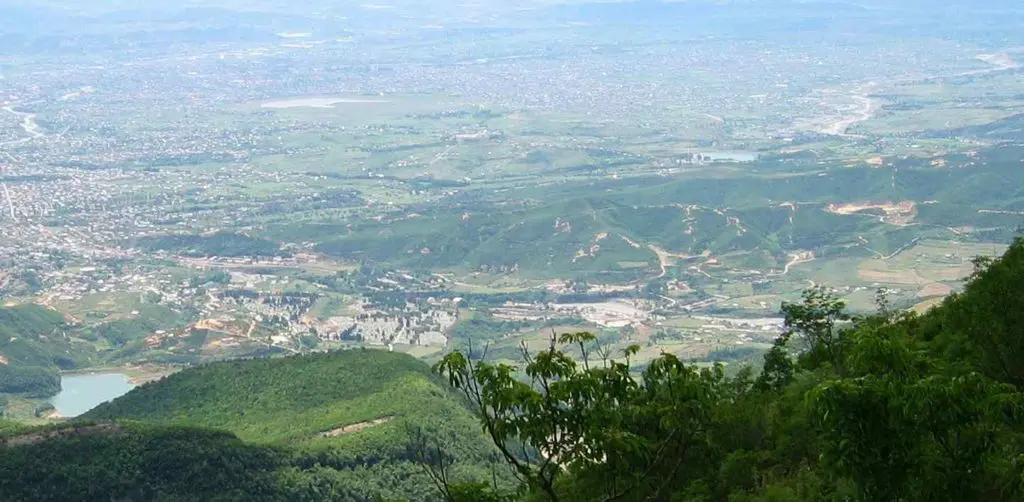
[933,238,1024,388]
[408,424,517,502]
[809,318,1022,502]
[756,287,852,393]
[780,287,850,374]
[423,240,1024,502]
[755,333,795,393]
[434,332,726,501]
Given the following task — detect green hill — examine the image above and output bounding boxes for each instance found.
[0,349,505,501]
[74,349,500,500]
[0,305,95,397]
[86,349,466,442]
[307,146,1024,279]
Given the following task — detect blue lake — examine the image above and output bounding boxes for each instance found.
[48,373,136,417]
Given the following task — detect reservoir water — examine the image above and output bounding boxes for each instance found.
[702,151,758,162]
[48,373,136,417]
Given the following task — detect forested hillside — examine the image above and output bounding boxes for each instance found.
[313,145,1024,277]
[0,305,93,397]
[433,237,1024,501]
[0,423,294,501]
[81,349,506,500]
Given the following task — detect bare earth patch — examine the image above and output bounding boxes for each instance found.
[858,265,927,285]
[319,417,393,437]
[194,319,230,332]
[917,283,953,298]
[4,423,123,448]
[920,264,974,282]
[825,201,917,225]
[912,298,944,314]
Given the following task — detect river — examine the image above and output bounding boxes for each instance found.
[47,373,136,417]
[1,103,45,221]
[0,105,44,147]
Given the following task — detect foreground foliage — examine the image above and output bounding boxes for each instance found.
[433,238,1024,501]
[0,423,292,501]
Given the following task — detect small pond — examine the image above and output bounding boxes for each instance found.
[701,151,759,162]
[48,373,136,417]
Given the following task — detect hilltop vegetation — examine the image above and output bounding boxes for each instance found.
[432,238,1024,501]
[89,349,466,442]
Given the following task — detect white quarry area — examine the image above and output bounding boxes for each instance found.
[315,302,457,346]
[550,300,649,328]
[491,299,653,328]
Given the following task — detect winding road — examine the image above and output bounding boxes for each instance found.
[768,252,815,277]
